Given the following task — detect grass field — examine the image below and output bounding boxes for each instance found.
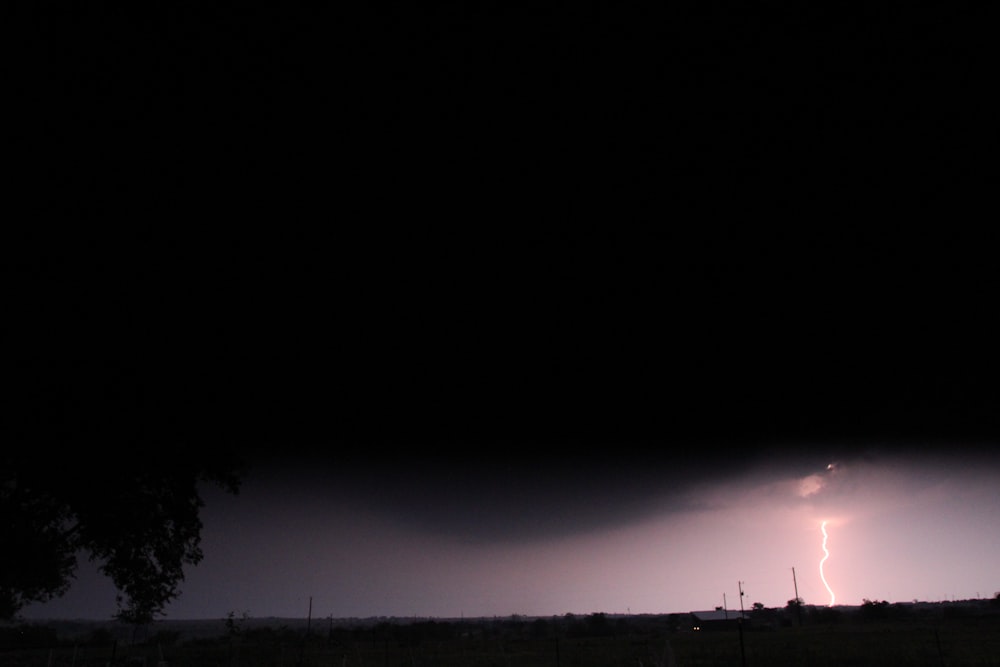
[5,606,1000,667]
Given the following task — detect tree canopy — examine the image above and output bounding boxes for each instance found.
[1,349,245,622]
[3,253,247,622]
[1,448,242,622]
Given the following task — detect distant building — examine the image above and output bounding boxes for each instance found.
[689,609,744,631]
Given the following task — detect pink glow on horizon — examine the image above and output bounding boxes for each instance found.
[17,448,1000,620]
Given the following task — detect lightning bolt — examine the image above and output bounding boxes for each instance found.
[819,520,835,606]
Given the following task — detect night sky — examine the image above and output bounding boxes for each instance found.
[11,4,998,620]
[13,233,1000,621]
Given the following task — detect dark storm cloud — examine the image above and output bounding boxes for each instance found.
[244,438,904,544]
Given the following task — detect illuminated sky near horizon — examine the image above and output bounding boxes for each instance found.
[21,443,1000,621]
[12,231,1000,623]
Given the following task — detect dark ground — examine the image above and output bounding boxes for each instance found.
[5,600,1000,666]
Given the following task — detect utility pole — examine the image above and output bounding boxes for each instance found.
[792,567,802,627]
[298,596,313,667]
[737,581,747,667]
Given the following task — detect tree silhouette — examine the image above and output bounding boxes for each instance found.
[3,272,247,622]
[859,598,890,621]
[2,443,243,622]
